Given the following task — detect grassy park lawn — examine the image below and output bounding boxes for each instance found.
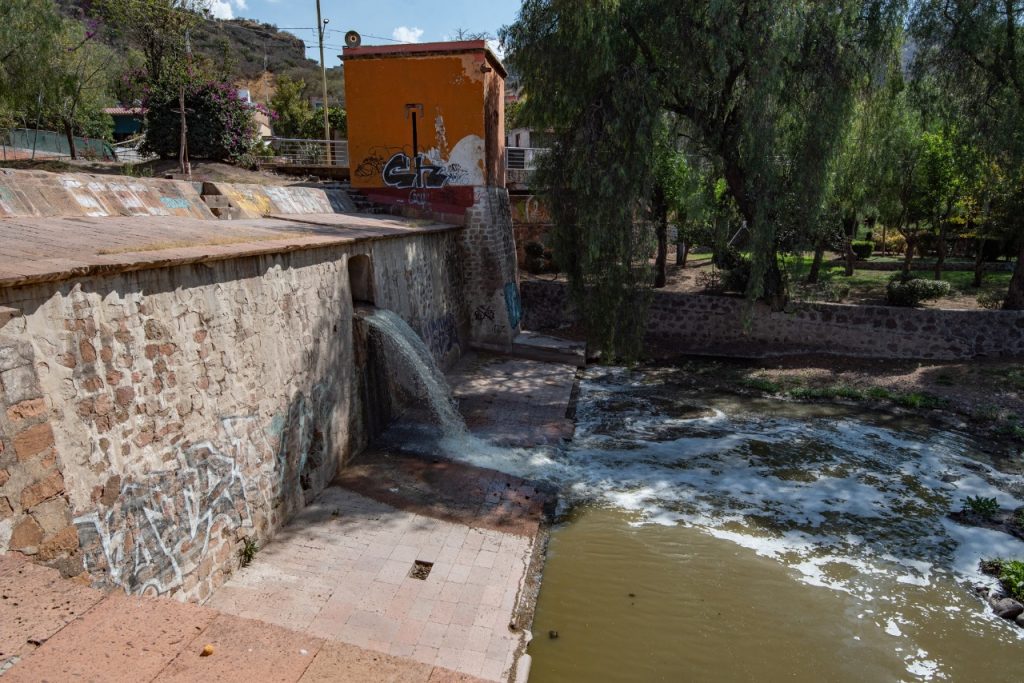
[664,251,1014,309]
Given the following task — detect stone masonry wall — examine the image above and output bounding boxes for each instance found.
[0,230,467,601]
[0,331,81,578]
[522,280,1024,360]
[462,187,521,346]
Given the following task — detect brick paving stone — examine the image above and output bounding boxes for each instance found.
[153,614,323,683]
[3,593,217,682]
[298,640,432,682]
[0,554,105,672]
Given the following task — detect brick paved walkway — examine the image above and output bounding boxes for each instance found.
[0,553,482,682]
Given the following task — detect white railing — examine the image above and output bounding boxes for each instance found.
[112,136,157,163]
[262,138,349,167]
[506,147,548,171]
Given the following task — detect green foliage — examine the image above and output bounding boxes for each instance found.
[93,0,200,85]
[962,496,1000,519]
[789,385,865,401]
[269,75,346,139]
[142,79,261,161]
[0,0,62,119]
[1000,560,1024,602]
[505,98,524,130]
[885,277,951,306]
[911,1,1024,309]
[741,377,783,394]
[851,240,874,259]
[503,0,906,357]
[721,258,753,294]
[238,537,258,567]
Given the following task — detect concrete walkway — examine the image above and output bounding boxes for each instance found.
[208,485,539,682]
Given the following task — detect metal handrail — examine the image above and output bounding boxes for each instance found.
[262,137,349,167]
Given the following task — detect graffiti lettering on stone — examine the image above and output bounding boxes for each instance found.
[160,197,192,209]
[474,305,495,322]
[74,416,281,597]
[76,445,250,596]
[382,152,450,189]
[425,313,460,359]
[504,283,522,329]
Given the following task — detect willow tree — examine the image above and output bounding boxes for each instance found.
[912,0,1024,308]
[503,0,904,358]
[0,0,62,125]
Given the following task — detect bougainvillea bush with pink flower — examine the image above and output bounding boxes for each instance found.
[141,78,266,162]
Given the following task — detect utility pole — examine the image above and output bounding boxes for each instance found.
[315,0,331,163]
[179,28,192,179]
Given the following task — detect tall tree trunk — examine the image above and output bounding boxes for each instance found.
[653,187,667,288]
[933,220,947,281]
[62,118,77,160]
[806,239,826,284]
[765,251,787,311]
[1004,240,1024,310]
[676,241,690,267]
[973,237,986,288]
[654,213,668,288]
[902,232,917,276]
[842,214,857,277]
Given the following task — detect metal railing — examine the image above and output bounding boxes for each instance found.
[506,147,548,171]
[112,135,157,164]
[262,137,349,168]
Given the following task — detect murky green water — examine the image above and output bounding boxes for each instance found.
[529,506,1021,682]
[522,369,1024,682]
[386,360,1024,681]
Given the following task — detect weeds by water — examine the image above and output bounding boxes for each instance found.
[740,377,783,393]
[980,558,1024,602]
[740,378,948,411]
[962,496,1000,520]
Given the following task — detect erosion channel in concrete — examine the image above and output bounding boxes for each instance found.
[383,361,1024,682]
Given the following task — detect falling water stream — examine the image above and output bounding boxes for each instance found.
[363,318,1024,681]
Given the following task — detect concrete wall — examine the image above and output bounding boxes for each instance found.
[0,169,212,219]
[0,231,467,600]
[204,182,355,218]
[522,280,1024,360]
[344,41,505,193]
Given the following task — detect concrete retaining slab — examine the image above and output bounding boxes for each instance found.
[0,168,212,220]
[204,182,356,218]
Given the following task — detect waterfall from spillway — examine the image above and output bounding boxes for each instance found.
[360,308,469,439]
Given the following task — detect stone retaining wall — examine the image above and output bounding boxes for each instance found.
[521,280,1024,360]
[0,231,467,600]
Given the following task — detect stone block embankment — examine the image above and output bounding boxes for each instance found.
[521,279,1024,360]
[0,228,467,601]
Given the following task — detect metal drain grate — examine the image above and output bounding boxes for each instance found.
[409,560,433,580]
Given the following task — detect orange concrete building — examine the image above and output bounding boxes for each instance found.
[343,40,506,217]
